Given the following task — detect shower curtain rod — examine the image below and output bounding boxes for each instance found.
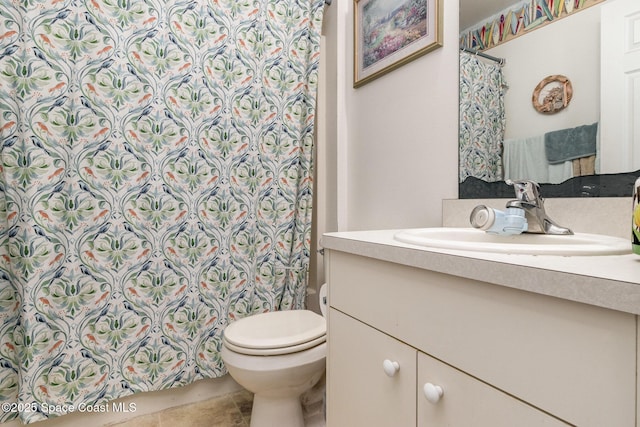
[460,47,505,66]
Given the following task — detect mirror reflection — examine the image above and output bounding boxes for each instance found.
[458,0,640,198]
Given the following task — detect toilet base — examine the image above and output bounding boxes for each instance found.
[250,394,304,427]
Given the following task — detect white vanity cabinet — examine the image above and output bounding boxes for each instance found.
[325,250,637,427]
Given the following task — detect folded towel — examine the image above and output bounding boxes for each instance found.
[572,155,596,176]
[544,122,598,164]
[503,135,573,184]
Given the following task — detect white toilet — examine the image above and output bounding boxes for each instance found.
[221,286,327,427]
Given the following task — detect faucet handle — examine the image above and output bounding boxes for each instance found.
[505,179,541,203]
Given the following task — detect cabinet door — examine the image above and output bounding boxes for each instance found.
[417,352,570,426]
[327,308,416,427]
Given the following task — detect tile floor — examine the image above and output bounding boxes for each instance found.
[107,377,326,427]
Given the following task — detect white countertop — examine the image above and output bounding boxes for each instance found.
[321,229,640,315]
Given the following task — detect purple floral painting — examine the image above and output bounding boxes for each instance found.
[362,0,428,69]
[354,0,441,87]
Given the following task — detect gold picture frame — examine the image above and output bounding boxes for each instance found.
[354,0,443,88]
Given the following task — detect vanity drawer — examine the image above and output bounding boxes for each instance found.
[327,250,636,427]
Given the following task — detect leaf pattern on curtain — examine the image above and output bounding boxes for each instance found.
[459,51,507,183]
[0,0,324,423]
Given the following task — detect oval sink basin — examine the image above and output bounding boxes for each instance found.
[393,227,631,256]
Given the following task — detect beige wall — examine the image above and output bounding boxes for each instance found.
[333,0,460,231]
[486,5,602,140]
[312,0,460,300]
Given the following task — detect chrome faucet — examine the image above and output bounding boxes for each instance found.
[505,179,573,235]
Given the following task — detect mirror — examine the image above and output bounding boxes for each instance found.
[458,0,640,198]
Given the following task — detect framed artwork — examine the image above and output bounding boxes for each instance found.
[532,74,573,114]
[353,0,443,88]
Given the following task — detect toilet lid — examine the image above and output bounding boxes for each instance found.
[223,310,326,351]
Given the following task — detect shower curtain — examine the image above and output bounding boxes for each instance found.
[0,0,324,423]
[459,50,507,183]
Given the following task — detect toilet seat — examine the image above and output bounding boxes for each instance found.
[223,334,326,356]
[223,310,326,356]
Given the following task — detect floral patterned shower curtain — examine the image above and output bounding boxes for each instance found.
[0,0,324,423]
[459,50,507,183]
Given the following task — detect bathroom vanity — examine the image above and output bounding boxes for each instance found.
[322,230,640,427]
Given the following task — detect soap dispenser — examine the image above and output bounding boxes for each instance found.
[633,177,640,254]
[470,205,528,235]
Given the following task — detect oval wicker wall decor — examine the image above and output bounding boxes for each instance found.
[532,74,573,114]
